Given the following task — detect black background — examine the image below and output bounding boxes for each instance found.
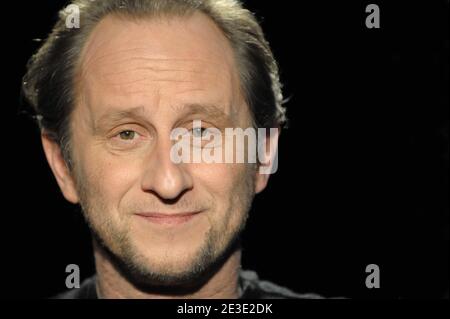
[1,0,448,299]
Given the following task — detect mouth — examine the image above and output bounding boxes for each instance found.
[134,211,202,226]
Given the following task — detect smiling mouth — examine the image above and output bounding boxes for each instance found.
[134,212,202,225]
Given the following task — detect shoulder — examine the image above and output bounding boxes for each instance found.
[239,269,323,299]
[51,270,324,299]
[51,275,98,299]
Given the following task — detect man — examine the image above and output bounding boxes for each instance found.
[22,0,319,299]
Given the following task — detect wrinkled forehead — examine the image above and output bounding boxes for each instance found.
[76,12,246,120]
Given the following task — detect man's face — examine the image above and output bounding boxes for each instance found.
[60,13,268,285]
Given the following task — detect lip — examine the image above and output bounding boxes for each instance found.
[135,212,202,225]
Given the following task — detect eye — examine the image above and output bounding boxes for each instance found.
[191,127,209,138]
[108,127,147,150]
[118,130,137,140]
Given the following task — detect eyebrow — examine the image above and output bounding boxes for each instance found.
[94,106,148,133]
[93,103,231,132]
[175,103,230,122]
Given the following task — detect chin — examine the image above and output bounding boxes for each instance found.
[145,253,197,274]
[123,251,211,288]
[130,237,207,272]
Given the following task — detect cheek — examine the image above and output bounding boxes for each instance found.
[77,149,140,211]
[191,162,254,240]
[190,162,252,206]
[192,162,235,192]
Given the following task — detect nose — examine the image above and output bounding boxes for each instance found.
[141,138,193,200]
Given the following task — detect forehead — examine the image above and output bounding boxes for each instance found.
[77,12,244,119]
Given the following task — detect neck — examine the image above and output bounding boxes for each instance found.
[93,241,242,299]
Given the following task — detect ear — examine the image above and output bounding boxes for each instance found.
[41,133,79,204]
[254,127,280,194]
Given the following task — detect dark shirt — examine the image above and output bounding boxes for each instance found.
[54,269,322,299]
